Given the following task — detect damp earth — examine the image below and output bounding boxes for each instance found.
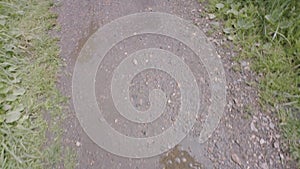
[54,0,292,168]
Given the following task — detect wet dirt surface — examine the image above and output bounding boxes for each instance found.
[54,0,295,168]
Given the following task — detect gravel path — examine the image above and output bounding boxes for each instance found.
[54,0,292,168]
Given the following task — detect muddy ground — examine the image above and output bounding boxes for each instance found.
[54,0,294,168]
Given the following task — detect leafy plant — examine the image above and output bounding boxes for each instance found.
[0,0,75,168]
[206,0,300,166]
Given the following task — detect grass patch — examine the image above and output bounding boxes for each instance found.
[204,0,300,165]
[0,0,75,168]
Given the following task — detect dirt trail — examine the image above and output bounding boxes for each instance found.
[54,0,291,168]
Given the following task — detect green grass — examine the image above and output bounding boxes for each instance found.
[204,0,300,166]
[0,0,75,168]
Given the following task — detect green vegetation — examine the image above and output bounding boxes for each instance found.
[0,0,75,168]
[205,0,299,165]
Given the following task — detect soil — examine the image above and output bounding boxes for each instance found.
[53,0,295,168]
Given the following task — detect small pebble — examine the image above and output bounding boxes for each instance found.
[175,157,181,163]
[208,14,216,19]
[251,121,258,132]
[76,141,81,147]
[269,122,275,129]
[260,162,269,169]
[274,141,280,149]
[241,61,248,67]
[133,59,138,65]
[260,138,266,145]
[231,153,242,166]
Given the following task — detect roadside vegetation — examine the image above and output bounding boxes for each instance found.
[0,0,74,168]
[204,0,299,166]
